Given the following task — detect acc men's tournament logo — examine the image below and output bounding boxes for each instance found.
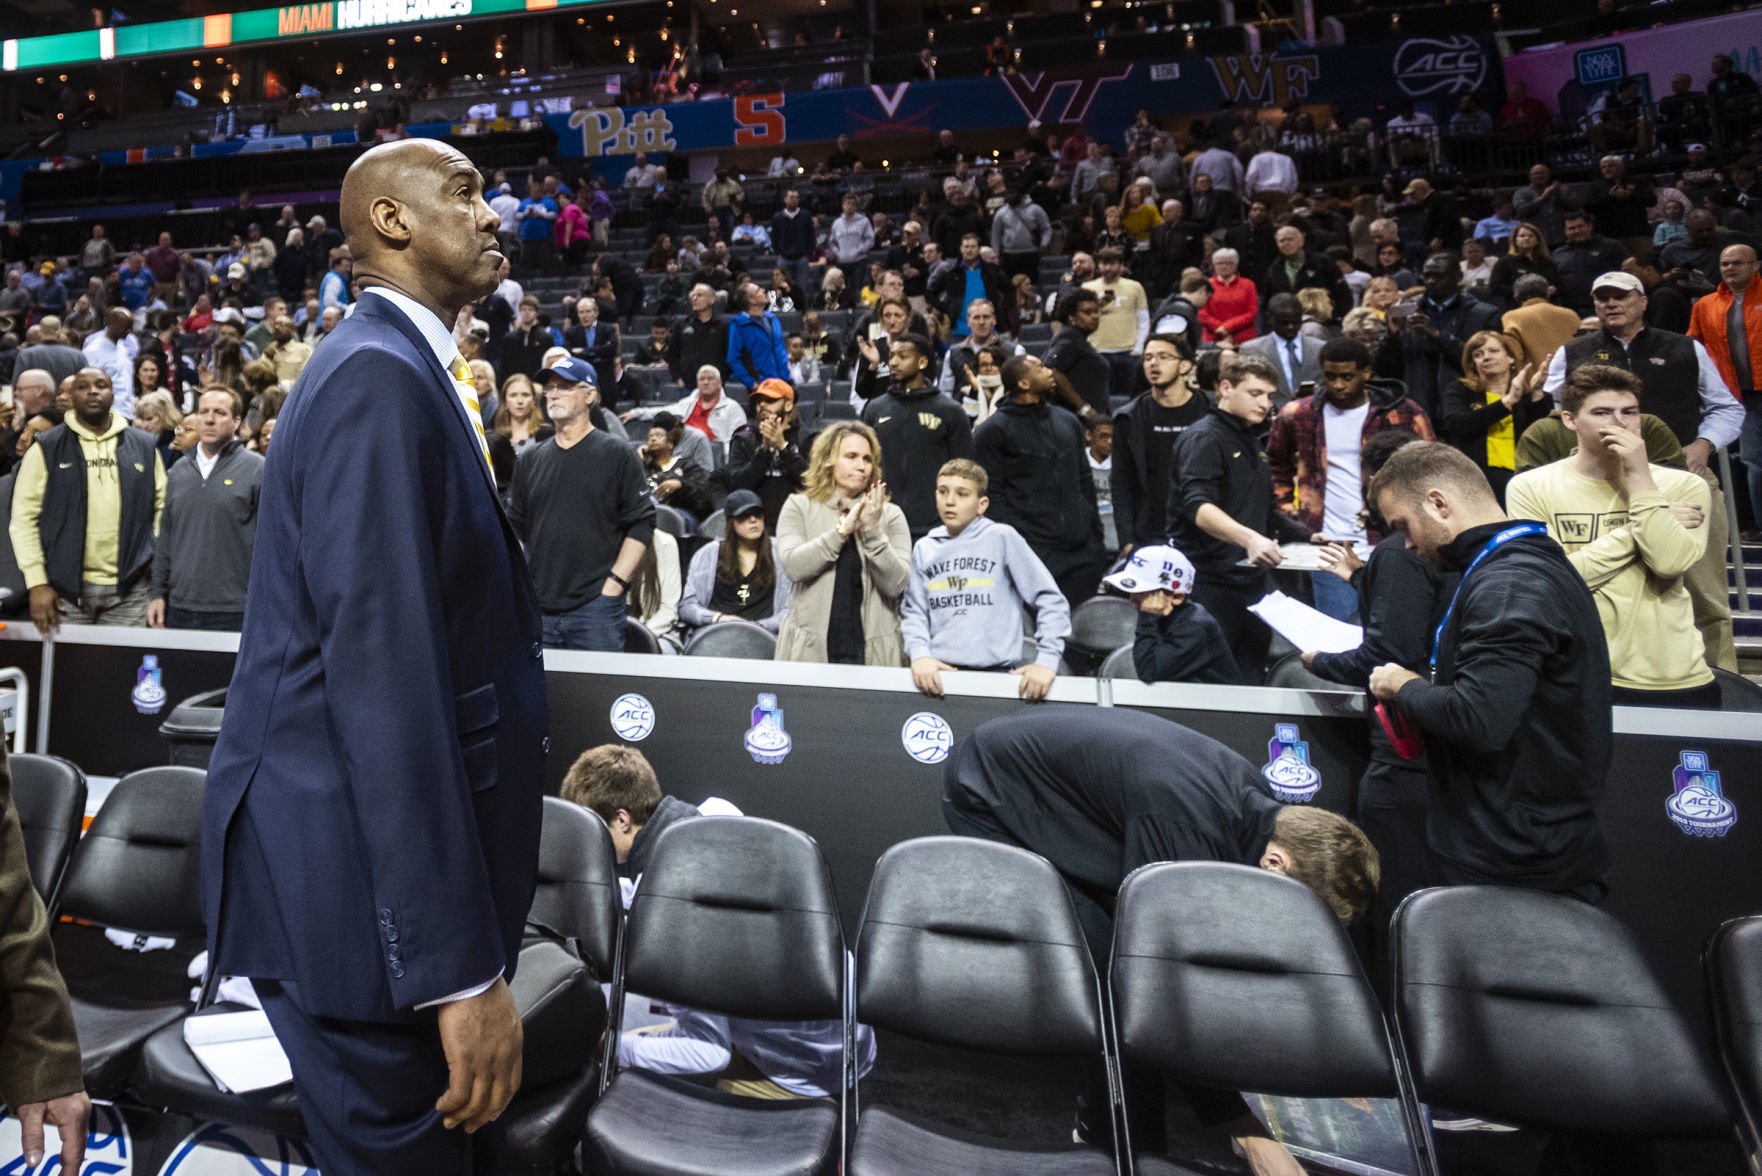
[901,713,954,765]
[1262,723,1321,803]
[0,1100,130,1173]
[131,655,167,716]
[609,693,656,742]
[1666,751,1737,838]
[745,693,792,766]
[158,1123,318,1175]
[1392,35,1487,97]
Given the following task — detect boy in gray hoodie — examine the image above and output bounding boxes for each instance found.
[903,458,1071,701]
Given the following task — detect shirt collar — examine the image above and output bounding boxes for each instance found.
[360,286,462,371]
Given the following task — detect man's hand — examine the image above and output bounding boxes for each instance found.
[1682,438,1713,475]
[759,415,787,450]
[1666,500,1706,529]
[1012,663,1056,701]
[912,656,954,698]
[1299,649,1320,669]
[1601,425,1651,483]
[435,978,523,1133]
[1370,662,1420,702]
[1237,1134,1309,1176]
[18,1090,90,1171]
[1134,589,1176,617]
[1242,534,1285,568]
[146,598,166,628]
[1406,312,1436,337]
[1318,541,1363,583]
[28,585,59,635]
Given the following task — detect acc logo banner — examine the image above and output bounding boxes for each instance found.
[0,1101,131,1174]
[1392,36,1487,97]
[1261,723,1321,804]
[610,692,656,742]
[1666,750,1737,838]
[158,1124,318,1175]
[745,693,791,765]
[901,712,954,765]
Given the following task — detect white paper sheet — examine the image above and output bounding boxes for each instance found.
[182,1009,294,1093]
[1238,542,1373,572]
[1250,590,1365,655]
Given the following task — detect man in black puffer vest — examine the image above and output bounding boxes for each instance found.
[8,366,163,633]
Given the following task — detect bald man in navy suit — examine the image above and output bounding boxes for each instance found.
[203,139,548,1174]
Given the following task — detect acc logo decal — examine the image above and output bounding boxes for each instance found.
[745,693,792,765]
[1392,35,1487,97]
[609,692,656,742]
[158,1123,318,1174]
[901,712,954,765]
[131,655,167,716]
[1262,723,1321,803]
[0,1100,131,1173]
[1666,750,1736,838]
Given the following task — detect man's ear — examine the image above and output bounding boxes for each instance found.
[1259,842,1293,876]
[976,495,990,516]
[613,807,635,833]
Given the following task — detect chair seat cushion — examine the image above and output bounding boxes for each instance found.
[74,993,190,1096]
[849,1106,1118,1176]
[585,1068,837,1176]
[1135,1155,1212,1175]
[501,1063,600,1168]
[130,1004,306,1138]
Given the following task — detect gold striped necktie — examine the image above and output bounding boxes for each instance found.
[449,355,493,472]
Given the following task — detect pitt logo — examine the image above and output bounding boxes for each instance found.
[567,107,677,157]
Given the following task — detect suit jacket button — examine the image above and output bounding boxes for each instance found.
[532,642,543,660]
[389,963,406,979]
[386,926,399,943]
[379,909,394,926]
[541,736,551,755]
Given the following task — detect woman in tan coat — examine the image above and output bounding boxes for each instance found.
[775,421,912,665]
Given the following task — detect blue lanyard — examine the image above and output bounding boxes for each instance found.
[1429,523,1548,674]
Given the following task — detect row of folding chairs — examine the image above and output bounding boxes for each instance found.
[19,761,620,1174]
[17,759,1760,1174]
[582,819,1760,1176]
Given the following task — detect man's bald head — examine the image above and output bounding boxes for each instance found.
[340,139,504,317]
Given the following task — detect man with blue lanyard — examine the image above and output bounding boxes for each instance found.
[1366,441,1612,904]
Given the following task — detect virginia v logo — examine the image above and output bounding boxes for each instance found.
[869,83,911,118]
[1208,54,1320,106]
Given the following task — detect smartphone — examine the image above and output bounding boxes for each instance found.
[1394,295,1422,317]
[1297,380,1316,398]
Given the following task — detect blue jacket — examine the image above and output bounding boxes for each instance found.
[202,296,549,1021]
[725,310,789,388]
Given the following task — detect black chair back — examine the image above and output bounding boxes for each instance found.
[653,504,688,539]
[1113,862,1398,1096]
[1707,915,1762,1163]
[1392,885,1733,1138]
[1096,644,1135,682]
[58,766,207,940]
[698,509,726,541]
[622,616,662,654]
[856,836,1100,1057]
[621,816,844,1021]
[1711,667,1762,712]
[10,753,87,906]
[1069,596,1136,657]
[683,619,777,660]
[532,797,621,976]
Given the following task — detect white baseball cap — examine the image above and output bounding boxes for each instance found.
[1103,545,1196,595]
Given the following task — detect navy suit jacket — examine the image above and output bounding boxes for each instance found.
[202,295,548,1022]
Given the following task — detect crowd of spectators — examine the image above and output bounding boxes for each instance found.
[0,47,1757,712]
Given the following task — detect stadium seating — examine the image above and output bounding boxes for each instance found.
[1706,915,1762,1168]
[10,753,88,910]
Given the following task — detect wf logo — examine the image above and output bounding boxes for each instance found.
[1207,54,1321,106]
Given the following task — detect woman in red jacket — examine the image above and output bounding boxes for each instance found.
[1198,247,1259,345]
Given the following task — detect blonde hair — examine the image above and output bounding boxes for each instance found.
[938,457,988,494]
[134,389,183,431]
[1297,287,1333,320]
[492,372,547,437]
[1272,806,1381,925]
[802,421,881,503]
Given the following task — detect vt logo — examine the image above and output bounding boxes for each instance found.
[1000,66,1135,124]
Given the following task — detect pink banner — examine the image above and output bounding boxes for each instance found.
[1502,9,1762,117]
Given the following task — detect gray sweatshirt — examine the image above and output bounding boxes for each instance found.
[901,515,1070,670]
[149,441,263,613]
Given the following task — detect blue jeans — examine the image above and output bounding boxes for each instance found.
[1739,399,1762,530]
[541,592,626,652]
[1310,569,1361,624]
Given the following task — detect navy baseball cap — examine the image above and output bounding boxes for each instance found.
[543,356,596,388]
[724,489,764,519]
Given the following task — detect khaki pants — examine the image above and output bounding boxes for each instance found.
[61,579,149,627]
[1684,472,1738,672]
